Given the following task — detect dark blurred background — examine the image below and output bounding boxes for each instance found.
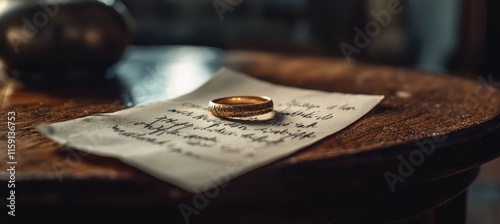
[1,0,498,80]
[121,0,498,76]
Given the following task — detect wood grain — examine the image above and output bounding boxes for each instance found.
[1,50,500,183]
[227,52,500,162]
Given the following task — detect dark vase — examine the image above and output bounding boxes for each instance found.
[0,0,132,83]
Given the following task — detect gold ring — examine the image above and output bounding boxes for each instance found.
[208,96,273,118]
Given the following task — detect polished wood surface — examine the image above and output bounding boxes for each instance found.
[1,46,499,223]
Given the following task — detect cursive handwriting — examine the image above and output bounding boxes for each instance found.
[111,99,351,160]
[112,125,170,146]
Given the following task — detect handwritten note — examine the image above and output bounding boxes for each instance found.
[37,68,384,192]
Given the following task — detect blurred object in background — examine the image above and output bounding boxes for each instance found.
[120,0,497,76]
[403,0,462,72]
[122,0,321,53]
[483,0,500,77]
[0,0,132,84]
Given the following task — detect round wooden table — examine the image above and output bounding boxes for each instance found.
[1,46,499,224]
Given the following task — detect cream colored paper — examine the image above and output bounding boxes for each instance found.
[37,68,384,192]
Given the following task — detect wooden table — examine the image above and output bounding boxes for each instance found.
[1,46,500,224]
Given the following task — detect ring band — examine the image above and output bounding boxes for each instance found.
[208,96,273,118]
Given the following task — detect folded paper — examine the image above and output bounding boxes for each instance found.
[37,68,384,192]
